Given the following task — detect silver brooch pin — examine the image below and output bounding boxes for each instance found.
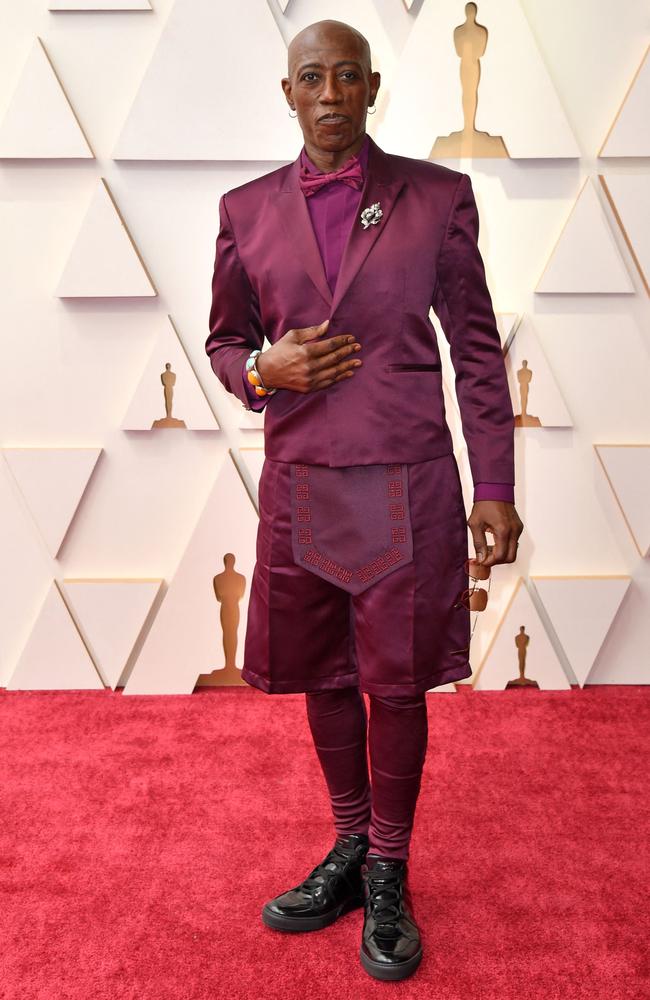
[360,202,383,229]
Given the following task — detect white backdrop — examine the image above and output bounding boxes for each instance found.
[1,0,649,692]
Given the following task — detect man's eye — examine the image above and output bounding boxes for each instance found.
[341,72,358,79]
[301,73,318,82]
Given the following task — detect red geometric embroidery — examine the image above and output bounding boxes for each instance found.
[297,506,311,522]
[389,503,405,520]
[355,547,404,583]
[387,480,402,497]
[391,526,407,544]
[295,483,310,500]
[303,547,353,584]
[386,464,401,475]
[295,464,309,477]
[298,527,312,544]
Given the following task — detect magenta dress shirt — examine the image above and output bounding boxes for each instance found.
[240,135,514,504]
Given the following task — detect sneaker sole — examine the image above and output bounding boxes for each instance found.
[261,893,364,932]
[359,945,423,981]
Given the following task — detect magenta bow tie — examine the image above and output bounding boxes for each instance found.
[298,156,364,198]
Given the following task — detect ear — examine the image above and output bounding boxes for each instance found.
[281,77,294,108]
[370,70,381,105]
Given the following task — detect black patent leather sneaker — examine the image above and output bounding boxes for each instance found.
[359,857,423,981]
[261,832,370,932]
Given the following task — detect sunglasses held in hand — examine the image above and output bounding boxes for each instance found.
[453,550,493,645]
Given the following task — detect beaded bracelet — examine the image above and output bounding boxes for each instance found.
[245,349,277,398]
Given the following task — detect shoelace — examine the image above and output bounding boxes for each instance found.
[300,843,361,893]
[366,870,403,925]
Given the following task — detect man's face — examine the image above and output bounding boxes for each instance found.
[282,23,380,155]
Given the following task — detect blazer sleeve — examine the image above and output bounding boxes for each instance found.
[431,173,515,488]
[205,193,268,410]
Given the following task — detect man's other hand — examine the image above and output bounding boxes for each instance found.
[255,318,362,393]
[467,500,523,567]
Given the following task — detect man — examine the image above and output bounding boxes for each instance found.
[206,19,523,982]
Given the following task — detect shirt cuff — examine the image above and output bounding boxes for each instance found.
[242,358,269,411]
[473,482,515,503]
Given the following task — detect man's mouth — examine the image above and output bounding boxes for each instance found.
[318,114,349,123]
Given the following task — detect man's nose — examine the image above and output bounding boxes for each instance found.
[319,73,343,103]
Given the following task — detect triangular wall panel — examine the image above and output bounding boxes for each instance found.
[56,178,157,298]
[531,576,631,687]
[50,0,151,7]
[473,578,571,690]
[123,451,259,693]
[0,37,94,159]
[2,448,101,558]
[121,315,220,431]
[238,405,265,431]
[536,178,634,294]
[113,0,296,160]
[600,173,650,297]
[0,461,54,688]
[599,44,650,158]
[595,445,650,557]
[504,317,573,428]
[377,0,580,158]
[7,582,104,690]
[238,446,266,510]
[438,309,520,452]
[62,579,163,689]
[497,313,520,353]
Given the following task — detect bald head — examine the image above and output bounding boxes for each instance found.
[281,19,380,172]
[287,20,372,76]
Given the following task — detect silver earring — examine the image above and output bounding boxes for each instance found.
[367,105,376,115]
[288,108,297,118]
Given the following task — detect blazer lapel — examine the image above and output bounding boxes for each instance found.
[275,161,333,309]
[273,135,406,315]
[330,136,406,315]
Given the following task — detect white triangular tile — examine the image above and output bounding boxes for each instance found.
[56,178,156,298]
[123,451,259,693]
[238,447,266,499]
[595,445,650,557]
[536,178,634,293]
[121,315,220,431]
[62,578,163,689]
[7,583,104,690]
[531,576,631,687]
[474,578,571,690]
[0,37,93,159]
[50,0,151,7]
[600,44,650,157]
[377,0,580,158]
[113,0,296,160]
[599,173,650,296]
[504,317,572,428]
[497,312,519,352]
[2,448,101,558]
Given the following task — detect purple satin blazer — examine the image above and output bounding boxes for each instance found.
[206,134,515,489]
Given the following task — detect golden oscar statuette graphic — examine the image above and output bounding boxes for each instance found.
[151,362,186,428]
[430,2,509,159]
[514,359,542,427]
[197,553,248,687]
[506,625,540,688]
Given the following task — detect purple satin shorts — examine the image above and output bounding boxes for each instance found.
[241,452,472,697]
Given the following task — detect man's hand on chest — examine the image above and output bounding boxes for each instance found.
[256,318,363,394]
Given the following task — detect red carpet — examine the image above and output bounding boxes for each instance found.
[1,685,648,999]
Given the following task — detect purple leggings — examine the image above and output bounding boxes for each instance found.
[304,687,429,861]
